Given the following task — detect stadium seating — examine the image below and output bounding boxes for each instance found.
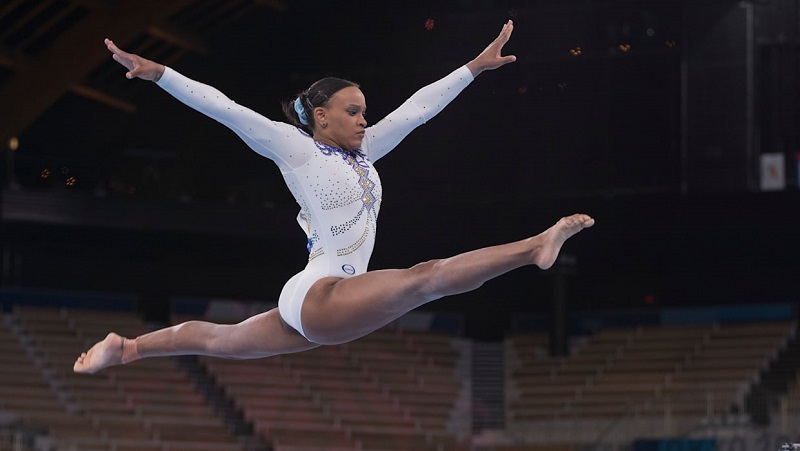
[506,321,795,446]
[3,301,795,451]
[5,306,244,450]
[200,324,468,450]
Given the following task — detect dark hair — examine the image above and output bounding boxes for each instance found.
[282,77,360,135]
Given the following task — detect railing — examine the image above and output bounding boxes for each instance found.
[1,188,290,236]
[0,424,48,451]
[773,388,800,435]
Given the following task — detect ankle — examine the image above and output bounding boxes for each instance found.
[121,337,141,364]
[525,235,544,259]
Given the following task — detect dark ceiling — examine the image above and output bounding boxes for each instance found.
[2,0,693,204]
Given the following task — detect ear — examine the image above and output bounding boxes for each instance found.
[313,107,326,125]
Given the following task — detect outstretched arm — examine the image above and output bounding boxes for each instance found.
[103,38,307,170]
[363,21,516,162]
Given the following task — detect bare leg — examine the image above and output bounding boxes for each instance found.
[74,214,593,372]
[74,308,318,374]
[302,214,594,344]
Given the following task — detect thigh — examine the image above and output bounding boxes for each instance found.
[300,261,439,345]
[219,308,320,358]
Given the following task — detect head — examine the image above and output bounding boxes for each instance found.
[283,77,367,151]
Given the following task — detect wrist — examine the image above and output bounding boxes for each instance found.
[466,60,483,78]
[152,64,165,82]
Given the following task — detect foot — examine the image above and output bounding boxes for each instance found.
[532,213,595,270]
[73,332,126,374]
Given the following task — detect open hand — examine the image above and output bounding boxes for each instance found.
[466,20,517,77]
[105,38,164,82]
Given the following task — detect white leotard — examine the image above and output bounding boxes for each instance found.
[156,65,473,338]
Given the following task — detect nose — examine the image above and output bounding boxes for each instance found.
[358,114,367,127]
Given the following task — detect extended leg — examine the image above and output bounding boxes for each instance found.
[74,308,318,374]
[301,214,594,345]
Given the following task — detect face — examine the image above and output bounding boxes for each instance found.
[314,86,367,151]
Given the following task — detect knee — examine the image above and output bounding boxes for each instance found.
[408,258,447,298]
[408,258,439,277]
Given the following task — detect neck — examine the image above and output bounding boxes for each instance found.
[313,133,348,151]
[316,138,340,149]
[313,139,363,160]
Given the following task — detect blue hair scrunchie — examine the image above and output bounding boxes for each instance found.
[293,97,309,126]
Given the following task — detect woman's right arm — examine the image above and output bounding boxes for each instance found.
[104,38,306,170]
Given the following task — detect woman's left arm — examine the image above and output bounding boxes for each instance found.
[364,20,516,162]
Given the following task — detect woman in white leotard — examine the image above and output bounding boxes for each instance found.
[75,21,594,373]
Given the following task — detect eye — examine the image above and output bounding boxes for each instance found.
[347,108,365,117]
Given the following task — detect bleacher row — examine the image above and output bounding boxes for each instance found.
[1,307,240,451]
[505,320,798,444]
[0,306,467,451]
[201,332,464,450]
[2,304,800,450]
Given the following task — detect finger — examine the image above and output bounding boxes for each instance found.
[496,24,513,45]
[490,55,516,69]
[126,66,141,79]
[105,38,120,54]
[105,38,132,59]
[503,22,514,39]
[112,54,128,68]
[126,63,145,79]
[112,53,134,78]
[499,23,509,38]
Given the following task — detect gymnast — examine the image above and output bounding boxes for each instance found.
[74,20,594,374]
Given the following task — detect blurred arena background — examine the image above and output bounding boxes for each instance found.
[0,0,799,450]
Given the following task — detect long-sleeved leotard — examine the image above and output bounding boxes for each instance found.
[156,65,473,338]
